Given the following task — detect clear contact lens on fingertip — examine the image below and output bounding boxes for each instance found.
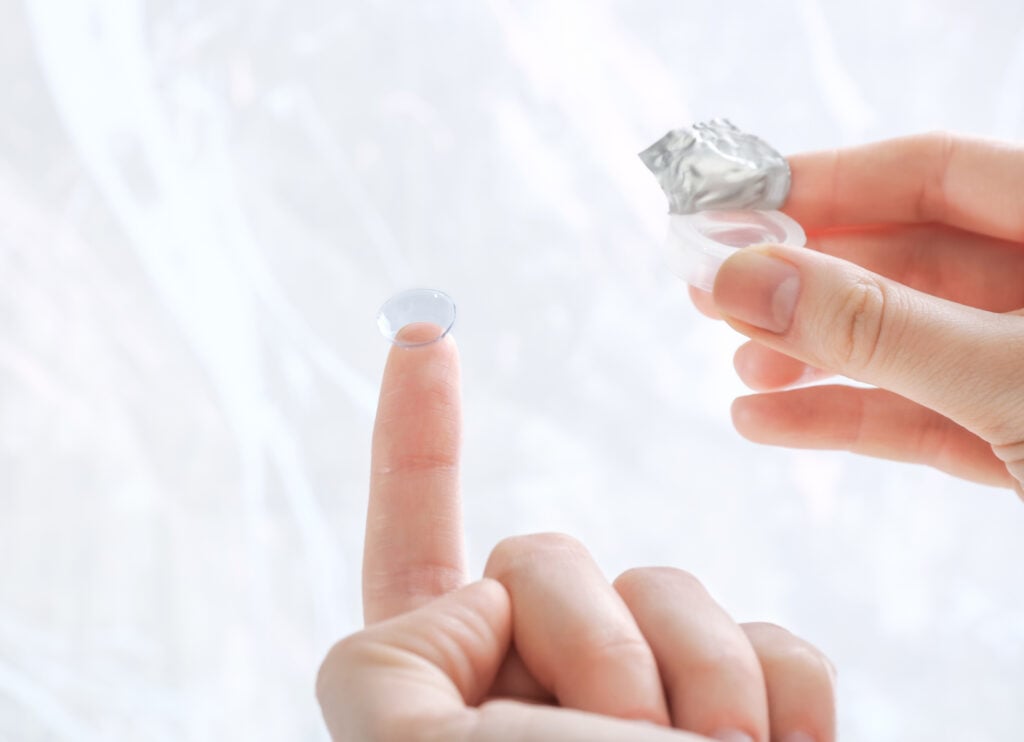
[376,288,457,348]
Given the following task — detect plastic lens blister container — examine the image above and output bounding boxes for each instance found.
[664,209,806,292]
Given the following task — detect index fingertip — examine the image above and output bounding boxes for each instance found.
[392,321,455,349]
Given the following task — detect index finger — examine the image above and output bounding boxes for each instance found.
[362,323,466,624]
[785,132,1024,242]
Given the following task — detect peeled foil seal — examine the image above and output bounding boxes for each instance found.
[639,119,791,214]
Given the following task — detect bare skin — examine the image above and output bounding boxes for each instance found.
[316,324,836,741]
[689,132,1024,499]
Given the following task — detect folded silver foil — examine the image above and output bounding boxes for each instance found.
[639,119,791,214]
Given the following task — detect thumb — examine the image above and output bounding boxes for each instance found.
[317,579,511,740]
[711,245,1024,446]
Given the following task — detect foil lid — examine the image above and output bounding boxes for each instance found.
[639,119,791,215]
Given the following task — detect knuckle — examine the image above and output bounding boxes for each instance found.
[573,630,654,670]
[742,620,792,640]
[782,642,836,686]
[614,566,704,596]
[826,274,890,375]
[745,623,836,684]
[318,632,466,741]
[371,447,458,478]
[315,634,361,704]
[920,129,957,158]
[317,631,470,742]
[922,128,956,142]
[486,532,587,576]
[680,640,762,684]
[364,561,465,615]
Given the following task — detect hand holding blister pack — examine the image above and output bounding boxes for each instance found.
[640,120,806,291]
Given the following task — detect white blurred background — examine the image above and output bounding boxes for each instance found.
[2,1,1024,739]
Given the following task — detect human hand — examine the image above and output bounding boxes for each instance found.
[690,133,1024,498]
[316,324,836,741]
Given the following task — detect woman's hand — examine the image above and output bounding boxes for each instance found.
[691,132,1024,498]
[316,325,836,741]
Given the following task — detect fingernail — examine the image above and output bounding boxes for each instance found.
[714,249,801,333]
[712,730,755,742]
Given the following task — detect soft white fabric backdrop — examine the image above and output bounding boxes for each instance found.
[2,0,1024,739]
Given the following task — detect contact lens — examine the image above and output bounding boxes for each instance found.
[376,289,457,347]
